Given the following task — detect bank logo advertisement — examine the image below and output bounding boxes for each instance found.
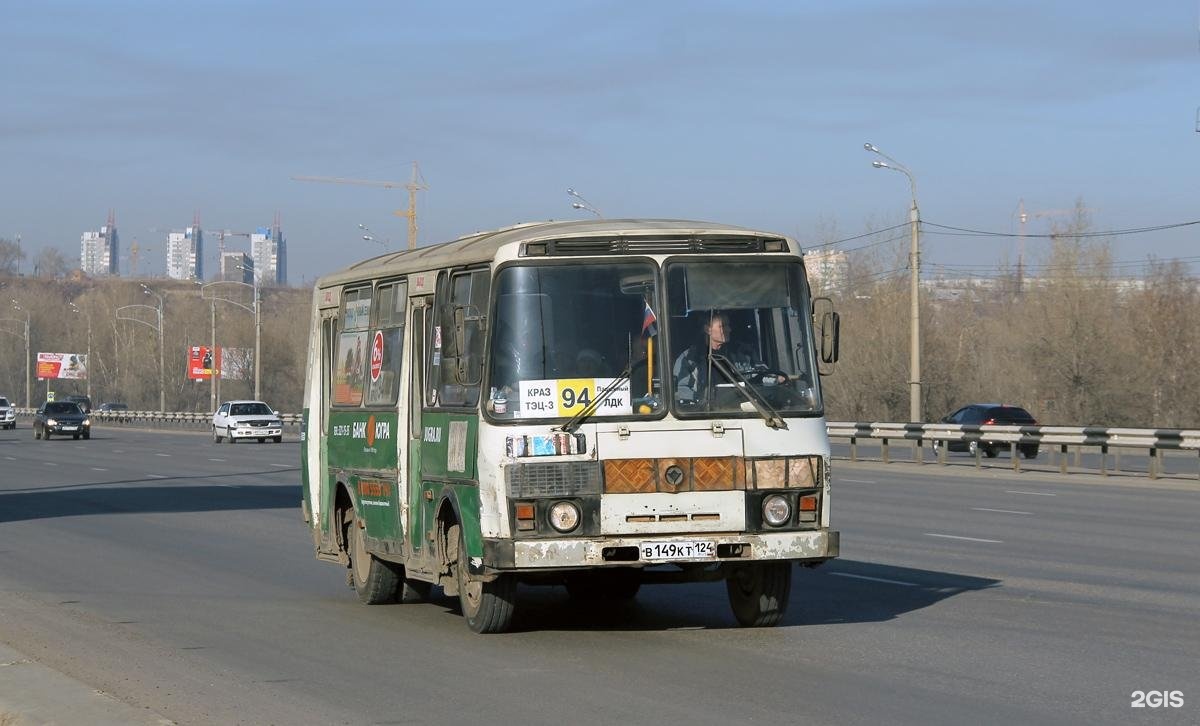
[329,411,398,468]
[36,352,88,380]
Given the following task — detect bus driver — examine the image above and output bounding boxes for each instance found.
[673,312,787,403]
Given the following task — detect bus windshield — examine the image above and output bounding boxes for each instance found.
[487,262,663,421]
[666,260,821,418]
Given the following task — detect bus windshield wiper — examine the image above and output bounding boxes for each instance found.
[556,362,632,434]
[707,354,788,430]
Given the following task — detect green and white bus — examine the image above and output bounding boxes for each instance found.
[301,219,840,633]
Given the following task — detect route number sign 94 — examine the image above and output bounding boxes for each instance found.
[517,378,631,418]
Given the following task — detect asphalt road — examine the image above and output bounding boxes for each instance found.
[0,426,1196,725]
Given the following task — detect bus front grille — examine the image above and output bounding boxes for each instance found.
[505,461,603,498]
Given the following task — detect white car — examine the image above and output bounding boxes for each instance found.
[0,396,15,429]
[212,400,283,444]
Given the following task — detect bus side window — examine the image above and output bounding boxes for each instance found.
[432,269,489,408]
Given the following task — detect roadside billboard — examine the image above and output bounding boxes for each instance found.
[36,352,88,380]
[187,346,221,381]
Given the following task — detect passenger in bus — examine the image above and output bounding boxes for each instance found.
[673,312,787,402]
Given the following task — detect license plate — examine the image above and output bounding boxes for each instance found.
[61,426,78,431]
[639,540,716,561]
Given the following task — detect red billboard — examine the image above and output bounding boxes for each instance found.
[187,346,221,381]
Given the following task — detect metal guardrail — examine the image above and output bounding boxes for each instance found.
[11,408,302,431]
[9,409,1197,480]
[828,421,1200,480]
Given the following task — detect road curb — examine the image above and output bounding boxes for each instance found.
[0,642,174,725]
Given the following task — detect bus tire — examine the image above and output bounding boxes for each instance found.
[346,509,398,605]
[449,523,515,633]
[726,561,791,627]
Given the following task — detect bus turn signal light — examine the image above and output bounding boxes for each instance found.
[515,502,536,531]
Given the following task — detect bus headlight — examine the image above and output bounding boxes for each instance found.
[548,501,581,533]
[762,494,791,527]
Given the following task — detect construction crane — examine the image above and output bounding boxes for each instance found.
[126,237,152,278]
[207,230,253,279]
[292,161,427,250]
[1015,199,1095,293]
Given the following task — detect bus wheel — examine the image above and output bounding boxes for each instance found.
[449,523,515,634]
[726,561,791,627]
[345,509,398,605]
[565,570,641,601]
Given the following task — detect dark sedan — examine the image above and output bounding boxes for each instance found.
[34,401,92,440]
[933,403,1038,459]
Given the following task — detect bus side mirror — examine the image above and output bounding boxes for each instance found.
[820,311,840,364]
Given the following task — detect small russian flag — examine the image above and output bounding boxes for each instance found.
[641,301,659,337]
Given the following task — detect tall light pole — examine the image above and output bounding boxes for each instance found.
[117,286,165,411]
[566,188,603,218]
[3,300,31,408]
[203,280,258,408]
[68,302,92,400]
[865,142,922,423]
[234,267,262,401]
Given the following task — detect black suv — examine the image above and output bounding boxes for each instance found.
[934,404,1038,459]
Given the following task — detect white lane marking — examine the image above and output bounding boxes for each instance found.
[972,507,1032,515]
[91,467,108,472]
[269,463,291,467]
[925,533,1003,544]
[840,478,877,484]
[208,458,226,462]
[4,456,14,461]
[155,453,171,457]
[146,474,168,479]
[1006,490,1056,497]
[829,572,916,587]
[44,462,59,466]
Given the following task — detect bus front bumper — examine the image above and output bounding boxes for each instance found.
[484,530,838,571]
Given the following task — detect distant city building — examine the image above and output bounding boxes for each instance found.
[250,219,286,285]
[803,249,849,294]
[166,225,204,280]
[79,211,119,276]
[221,252,253,283]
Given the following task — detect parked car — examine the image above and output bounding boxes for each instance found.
[98,402,129,412]
[933,403,1039,459]
[33,401,91,440]
[212,400,283,444]
[0,396,15,429]
[64,394,93,413]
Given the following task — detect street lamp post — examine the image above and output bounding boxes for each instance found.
[222,270,262,401]
[117,285,165,411]
[3,300,31,408]
[357,224,389,249]
[566,188,603,218]
[865,142,922,423]
[202,281,257,410]
[68,302,92,400]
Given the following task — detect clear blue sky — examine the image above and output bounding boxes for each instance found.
[3,0,1198,284]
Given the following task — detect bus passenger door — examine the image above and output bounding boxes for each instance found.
[407,300,429,556]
